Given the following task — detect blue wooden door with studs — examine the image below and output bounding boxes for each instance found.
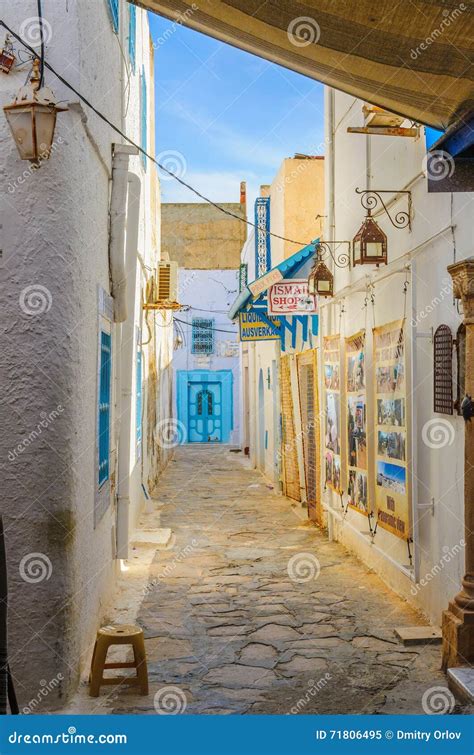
[188,381,222,442]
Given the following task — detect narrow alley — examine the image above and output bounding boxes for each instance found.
[68,446,450,715]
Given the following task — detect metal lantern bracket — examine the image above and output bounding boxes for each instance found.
[355,188,412,230]
[315,240,351,269]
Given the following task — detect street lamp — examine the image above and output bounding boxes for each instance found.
[353,187,412,267]
[352,213,388,267]
[3,58,67,164]
[308,256,334,298]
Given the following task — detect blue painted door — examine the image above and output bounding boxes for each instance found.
[188,382,222,442]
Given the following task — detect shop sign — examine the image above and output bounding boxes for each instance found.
[239,309,280,341]
[248,268,282,297]
[268,279,316,315]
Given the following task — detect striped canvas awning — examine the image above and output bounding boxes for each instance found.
[138,0,473,130]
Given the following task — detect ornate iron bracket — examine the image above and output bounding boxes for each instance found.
[316,240,351,269]
[355,188,412,230]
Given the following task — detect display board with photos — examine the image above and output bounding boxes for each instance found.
[323,335,341,493]
[346,331,368,513]
[373,320,410,539]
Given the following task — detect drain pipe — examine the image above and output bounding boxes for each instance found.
[109,145,138,322]
[324,86,336,541]
[116,171,141,561]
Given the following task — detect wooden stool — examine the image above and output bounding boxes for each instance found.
[89,624,148,697]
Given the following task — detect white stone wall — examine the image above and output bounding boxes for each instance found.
[0,0,172,708]
[173,269,241,445]
[322,89,473,625]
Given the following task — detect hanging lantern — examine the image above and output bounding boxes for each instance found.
[352,212,388,266]
[3,59,67,164]
[0,35,15,74]
[308,257,334,298]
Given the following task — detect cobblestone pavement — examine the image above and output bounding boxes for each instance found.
[68,446,461,715]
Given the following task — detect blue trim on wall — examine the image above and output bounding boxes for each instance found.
[128,4,136,72]
[106,0,119,33]
[254,197,271,278]
[177,370,234,444]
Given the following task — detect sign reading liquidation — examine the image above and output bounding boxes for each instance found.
[373,320,410,539]
[346,331,368,513]
[239,310,281,341]
[268,279,317,315]
[323,335,341,493]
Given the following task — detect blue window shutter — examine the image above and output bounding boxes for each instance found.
[98,331,112,487]
[136,349,142,450]
[140,67,147,169]
[255,197,271,277]
[191,318,214,355]
[128,5,136,71]
[106,0,119,33]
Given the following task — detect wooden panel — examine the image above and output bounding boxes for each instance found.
[297,350,322,524]
[280,356,300,502]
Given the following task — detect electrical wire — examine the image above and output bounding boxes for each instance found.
[36,0,44,87]
[174,317,237,334]
[0,20,314,250]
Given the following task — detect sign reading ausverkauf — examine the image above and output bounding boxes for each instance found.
[268,279,316,315]
[239,310,281,341]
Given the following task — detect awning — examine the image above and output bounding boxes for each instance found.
[138,0,473,130]
[228,241,316,319]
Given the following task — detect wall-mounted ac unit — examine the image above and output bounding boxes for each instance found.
[143,261,179,310]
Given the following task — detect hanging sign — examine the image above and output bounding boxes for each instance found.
[248,268,283,297]
[239,309,281,341]
[323,335,342,493]
[346,331,368,514]
[268,279,317,315]
[373,319,409,539]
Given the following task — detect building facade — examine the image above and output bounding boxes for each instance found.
[0,0,173,708]
[161,191,246,446]
[237,158,325,487]
[232,100,473,636]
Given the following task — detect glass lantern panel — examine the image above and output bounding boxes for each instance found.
[317,280,331,292]
[5,108,35,160]
[34,107,57,159]
[366,241,383,257]
[353,239,361,262]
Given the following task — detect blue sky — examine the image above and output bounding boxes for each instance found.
[149,13,325,209]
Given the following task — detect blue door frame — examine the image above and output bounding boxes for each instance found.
[177,370,233,443]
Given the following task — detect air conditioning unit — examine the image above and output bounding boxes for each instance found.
[143,261,179,310]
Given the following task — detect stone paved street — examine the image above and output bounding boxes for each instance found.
[68,446,459,715]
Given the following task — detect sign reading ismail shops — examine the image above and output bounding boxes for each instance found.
[239,310,281,341]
